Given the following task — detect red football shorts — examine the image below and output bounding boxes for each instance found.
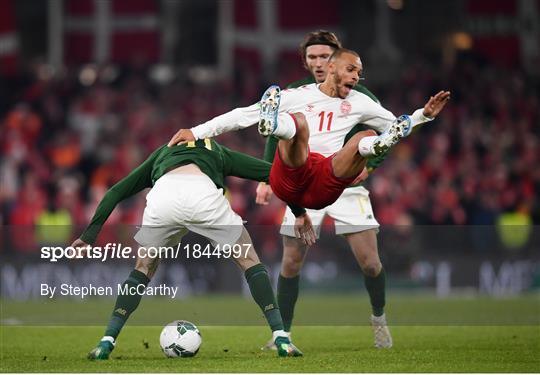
[269,149,357,210]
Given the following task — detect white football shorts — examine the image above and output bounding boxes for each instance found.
[134,172,243,248]
[280,185,379,238]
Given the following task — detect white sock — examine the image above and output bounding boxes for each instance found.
[371,313,387,324]
[272,113,297,140]
[272,329,288,341]
[101,336,116,345]
[358,136,378,156]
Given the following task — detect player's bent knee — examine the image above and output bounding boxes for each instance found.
[291,112,309,137]
[281,260,302,278]
[134,256,159,279]
[362,261,382,278]
[354,129,377,141]
[232,228,260,271]
[281,243,307,277]
[292,112,306,123]
[233,252,260,271]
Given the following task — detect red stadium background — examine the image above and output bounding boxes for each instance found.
[0,0,539,298]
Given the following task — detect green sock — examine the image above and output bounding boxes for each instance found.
[104,269,150,339]
[244,264,284,332]
[277,274,299,332]
[364,268,386,317]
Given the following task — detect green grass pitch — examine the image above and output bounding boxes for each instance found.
[1,295,539,372]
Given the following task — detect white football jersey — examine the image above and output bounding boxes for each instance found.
[190,83,427,156]
[276,84,396,156]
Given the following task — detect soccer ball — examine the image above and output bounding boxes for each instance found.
[159,320,202,358]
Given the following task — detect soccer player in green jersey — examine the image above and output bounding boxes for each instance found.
[72,139,309,359]
[255,31,393,349]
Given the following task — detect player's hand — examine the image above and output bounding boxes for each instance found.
[294,213,316,246]
[71,238,91,256]
[167,129,196,147]
[350,167,369,186]
[423,90,450,118]
[255,182,273,205]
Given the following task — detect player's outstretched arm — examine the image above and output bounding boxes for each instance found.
[222,146,307,218]
[359,90,450,134]
[167,103,260,147]
[77,148,159,244]
[422,90,450,118]
[406,90,451,134]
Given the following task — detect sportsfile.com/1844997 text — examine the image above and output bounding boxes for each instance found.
[40,243,252,262]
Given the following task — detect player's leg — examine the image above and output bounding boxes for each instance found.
[89,173,187,360]
[88,254,160,360]
[263,207,323,350]
[332,115,413,178]
[258,85,309,168]
[332,130,377,178]
[328,187,392,348]
[333,114,414,178]
[345,229,392,348]
[184,174,301,356]
[261,234,309,351]
[357,115,413,157]
[277,207,325,336]
[278,235,310,331]
[231,228,303,357]
[276,112,310,168]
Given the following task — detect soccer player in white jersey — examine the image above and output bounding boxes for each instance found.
[169,49,450,347]
[256,30,397,350]
[169,48,449,211]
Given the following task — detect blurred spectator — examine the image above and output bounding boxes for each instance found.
[0,56,538,254]
[35,185,73,246]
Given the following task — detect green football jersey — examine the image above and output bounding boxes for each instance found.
[80,139,283,244]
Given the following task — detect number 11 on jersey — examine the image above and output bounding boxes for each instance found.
[318,111,334,132]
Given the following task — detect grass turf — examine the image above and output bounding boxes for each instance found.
[1,325,539,372]
[1,295,539,372]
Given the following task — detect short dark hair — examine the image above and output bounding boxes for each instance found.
[329,48,360,61]
[300,30,342,68]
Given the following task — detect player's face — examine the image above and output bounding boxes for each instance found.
[305,45,334,83]
[332,53,362,99]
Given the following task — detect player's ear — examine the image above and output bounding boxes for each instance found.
[328,60,336,74]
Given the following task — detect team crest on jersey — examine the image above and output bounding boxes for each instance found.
[305,104,314,112]
[340,100,352,115]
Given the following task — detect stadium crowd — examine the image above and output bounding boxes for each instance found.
[1,56,538,252]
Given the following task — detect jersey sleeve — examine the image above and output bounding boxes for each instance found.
[354,96,397,133]
[191,103,260,140]
[222,146,307,217]
[263,136,278,163]
[277,87,304,112]
[355,94,434,134]
[79,148,160,244]
[222,146,272,182]
[190,86,306,140]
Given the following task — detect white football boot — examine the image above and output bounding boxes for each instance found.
[261,331,290,351]
[372,114,412,156]
[371,313,393,349]
[258,85,281,137]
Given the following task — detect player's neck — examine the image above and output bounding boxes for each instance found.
[318,81,338,98]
